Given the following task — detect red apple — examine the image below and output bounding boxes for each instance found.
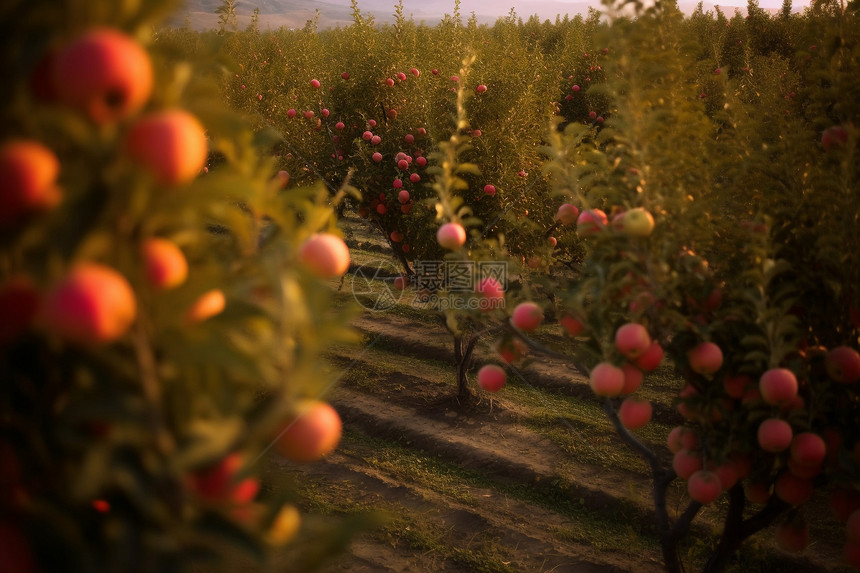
[398,190,410,204]
[275,400,342,462]
[555,203,580,224]
[436,222,467,249]
[589,362,625,397]
[821,125,848,151]
[124,109,208,185]
[758,418,793,453]
[298,233,350,278]
[687,342,723,374]
[688,470,722,504]
[775,518,809,552]
[790,432,826,467]
[41,263,136,345]
[825,346,860,383]
[723,374,751,399]
[620,363,643,394]
[614,322,651,359]
[559,314,584,336]
[759,368,798,405]
[483,184,496,195]
[746,481,772,505]
[372,152,383,162]
[633,342,663,371]
[476,277,504,311]
[576,208,608,235]
[0,276,42,345]
[774,472,814,505]
[477,364,506,392]
[618,397,652,429]
[511,302,543,332]
[673,449,703,480]
[310,79,320,88]
[476,84,487,93]
[141,238,188,290]
[667,426,685,454]
[53,28,153,124]
[0,140,62,226]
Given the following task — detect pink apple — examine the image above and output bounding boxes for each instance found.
[588,362,625,397]
[476,84,487,93]
[633,342,663,371]
[477,364,506,392]
[745,481,772,505]
[825,346,860,383]
[759,368,798,405]
[310,79,320,88]
[555,203,579,225]
[774,472,813,505]
[483,184,496,195]
[476,277,504,311]
[560,315,584,336]
[688,470,722,504]
[618,397,652,429]
[436,222,466,249]
[398,190,410,204]
[614,322,651,359]
[620,363,643,394]
[790,432,826,467]
[576,209,608,235]
[672,449,703,480]
[511,302,543,332]
[757,418,793,453]
[723,374,752,399]
[372,152,383,162]
[298,233,350,278]
[687,342,723,374]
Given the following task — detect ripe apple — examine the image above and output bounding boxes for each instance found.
[825,346,860,383]
[266,504,302,546]
[633,341,663,371]
[759,368,798,405]
[416,156,427,166]
[821,125,848,151]
[483,184,496,195]
[53,28,153,124]
[723,374,751,399]
[287,108,296,118]
[618,397,652,429]
[189,452,259,503]
[393,275,409,290]
[687,470,722,504]
[275,400,342,462]
[571,84,580,92]
[410,173,420,183]
[362,131,373,140]
[620,363,643,394]
[298,233,350,278]
[774,472,813,505]
[405,134,415,144]
[667,426,685,454]
[476,277,504,311]
[775,518,809,552]
[0,139,62,226]
[476,84,487,93]
[436,222,467,250]
[757,418,793,453]
[41,263,136,345]
[477,364,506,392]
[746,481,772,505]
[0,276,42,345]
[372,152,383,162]
[511,302,543,332]
[141,238,188,290]
[559,314,584,336]
[612,207,655,237]
[555,203,579,225]
[687,342,723,374]
[410,68,420,76]
[614,322,651,359]
[790,432,826,467]
[398,190,410,203]
[185,289,225,323]
[672,449,703,480]
[275,170,289,188]
[576,209,608,235]
[124,109,208,185]
[589,362,625,397]
[310,78,320,88]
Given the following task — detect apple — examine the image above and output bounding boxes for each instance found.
[511,302,543,332]
[189,453,259,504]
[341,72,350,79]
[547,236,557,247]
[53,28,153,124]
[436,222,467,249]
[759,368,798,405]
[667,426,685,453]
[398,190,410,203]
[362,131,373,141]
[405,134,415,144]
[287,108,296,118]
[416,156,427,166]
[745,481,772,505]
[559,314,584,336]
[710,460,740,490]
[41,263,136,345]
[612,207,655,237]
[410,173,420,183]
[477,364,506,392]
[141,238,188,290]
[371,135,382,145]
[483,184,496,195]
[618,397,652,429]
[372,152,383,162]
[555,203,580,225]
[124,109,208,185]
[476,277,504,311]
[576,209,608,235]
[397,72,407,81]
[275,170,289,188]
[275,400,342,462]
[376,204,386,215]
[821,125,848,151]
[0,140,62,226]
[790,432,826,467]
[266,504,302,546]
[757,418,793,453]
[588,362,625,396]
[672,449,703,480]
[620,363,643,394]
[298,233,350,278]
[831,489,860,522]
[723,374,752,399]
[185,289,225,323]
[633,342,663,371]
[614,322,651,359]
[310,78,320,88]
[825,346,860,383]
[687,342,723,374]
[571,84,580,92]
[398,159,409,170]
[774,472,814,505]
[393,275,409,290]
[775,518,809,552]
[687,470,722,504]
[0,276,42,345]
[476,84,487,93]
[410,68,420,76]
[390,231,403,243]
